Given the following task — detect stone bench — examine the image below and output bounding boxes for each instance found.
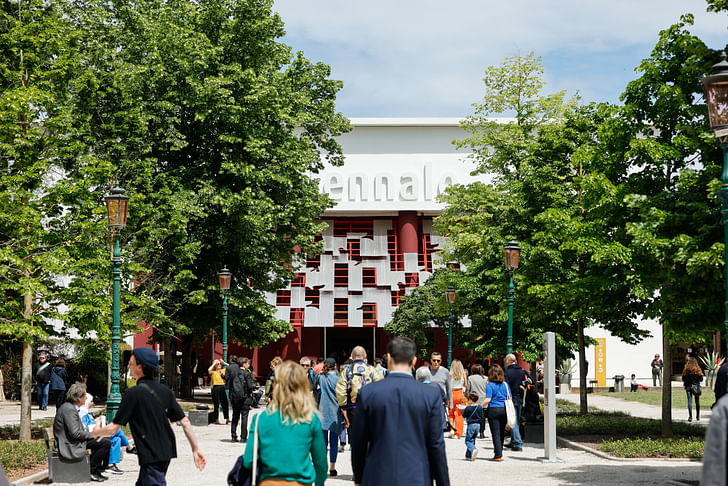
[188,408,213,426]
[43,427,91,483]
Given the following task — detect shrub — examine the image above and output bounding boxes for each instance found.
[557,412,705,438]
[0,440,46,475]
[599,437,704,459]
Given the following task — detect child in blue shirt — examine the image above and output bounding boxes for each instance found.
[462,391,483,461]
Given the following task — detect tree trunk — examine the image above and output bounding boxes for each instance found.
[180,335,193,399]
[20,289,34,442]
[20,341,32,442]
[661,321,672,437]
[577,316,587,415]
[164,336,178,397]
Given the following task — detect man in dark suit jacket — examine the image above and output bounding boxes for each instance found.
[53,382,111,482]
[352,337,449,486]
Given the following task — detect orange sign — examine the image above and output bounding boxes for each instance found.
[595,338,607,387]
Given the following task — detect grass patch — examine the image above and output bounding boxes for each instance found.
[0,440,46,477]
[599,437,704,459]
[556,398,614,415]
[594,389,716,409]
[557,411,705,437]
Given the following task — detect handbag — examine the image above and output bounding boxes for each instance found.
[228,413,261,486]
[690,382,702,396]
[504,382,517,429]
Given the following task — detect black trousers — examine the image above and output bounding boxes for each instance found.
[136,460,170,486]
[231,399,250,440]
[85,437,111,474]
[53,389,65,409]
[211,385,229,422]
[486,406,506,459]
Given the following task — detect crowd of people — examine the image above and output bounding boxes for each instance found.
[43,341,728,486]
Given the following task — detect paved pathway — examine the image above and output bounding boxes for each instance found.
[4,402,704,486]
[558,385,713,424]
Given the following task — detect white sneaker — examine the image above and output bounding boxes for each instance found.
[445,431,454,439]
[471,448,479,461]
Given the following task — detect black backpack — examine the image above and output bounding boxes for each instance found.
[232,369,251,401]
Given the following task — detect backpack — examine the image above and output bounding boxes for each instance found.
[346,362,375,406]
[231,369,251,402]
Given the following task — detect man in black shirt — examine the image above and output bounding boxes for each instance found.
[504,353,530,452]
[32,351,52,410]
[94,348,205,485]
[226,355,255,442]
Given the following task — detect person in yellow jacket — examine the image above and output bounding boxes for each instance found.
[208,359,230,424]
[335,346,383,438]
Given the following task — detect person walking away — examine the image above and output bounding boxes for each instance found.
[503,354,529,451]
[50,359,69,409]
[374,358,387,378]
[54,383,112,482]
[318,357,342,477]
[651,353,664,387]
[94,347,206,485]
[462,391,483,461]
[208,359,230,425]
[682,357,704,422]
[715,360,728,404]
[33,352,51,410]
[335,346,383,440]
[448,359,467,438]
[242,360,327,486]
[228,356,255,442]
[482,364,511,461]
[428,352,452,417]
[351,337,449,486]
[466,363,488,438]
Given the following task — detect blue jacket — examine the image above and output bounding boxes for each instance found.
[50,366,68,391]
[351,372,450,486]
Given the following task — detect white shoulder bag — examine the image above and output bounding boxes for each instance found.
[504,382,517,429]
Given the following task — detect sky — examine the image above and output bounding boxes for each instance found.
[272,1,728,118]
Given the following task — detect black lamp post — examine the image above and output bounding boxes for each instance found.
[445,286,456,368]
[504,240,521,355]
[702,52,728,357]
[218,267,232,363]
[103,187,129,422]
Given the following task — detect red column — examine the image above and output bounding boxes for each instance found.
[397,211,419,254]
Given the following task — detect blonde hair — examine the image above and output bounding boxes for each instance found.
[268,361,318,425]
[450,359,466,381]
[270,356,283,368]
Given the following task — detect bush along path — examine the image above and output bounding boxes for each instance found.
[556,400,705,459]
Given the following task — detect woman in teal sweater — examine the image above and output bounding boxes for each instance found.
[243,360,327,486]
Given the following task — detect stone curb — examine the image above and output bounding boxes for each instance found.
[10,468,48,486]
[557,436,700,463]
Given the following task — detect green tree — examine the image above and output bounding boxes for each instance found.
[65,0,349,395]
[0,0,83,440]
[612,16,721,436]
[437,53,646,413]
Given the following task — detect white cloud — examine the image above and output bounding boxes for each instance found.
[273,0,728,116]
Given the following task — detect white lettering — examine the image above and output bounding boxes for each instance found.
[400,173,418,201]
[423,162,433,201]
[324,173,344,200]
[348,174,368,201]
[374,174,393,201]
[437,174,456,195]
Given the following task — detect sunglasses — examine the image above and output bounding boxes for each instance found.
[301,364,310,367]
[431,359,441,363]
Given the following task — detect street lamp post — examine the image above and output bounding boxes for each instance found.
[504,240,521,355]
[104,187,129,423]
[445,286,456,368]
[218,267,232,363]
[702,52,728,356]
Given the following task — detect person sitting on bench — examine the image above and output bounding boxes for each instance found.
[53,382,112,482]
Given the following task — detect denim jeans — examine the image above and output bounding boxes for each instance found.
[464,422,480,458]
[510,401,523,448]
[686,389,700,419]
[36,383,49,409]
[323,429,338,463]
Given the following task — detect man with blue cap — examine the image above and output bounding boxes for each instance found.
[94,347,206,485]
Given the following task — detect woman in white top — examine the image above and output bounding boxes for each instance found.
[449,359,467,438]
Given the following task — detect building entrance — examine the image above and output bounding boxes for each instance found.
[325,328,379,365]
